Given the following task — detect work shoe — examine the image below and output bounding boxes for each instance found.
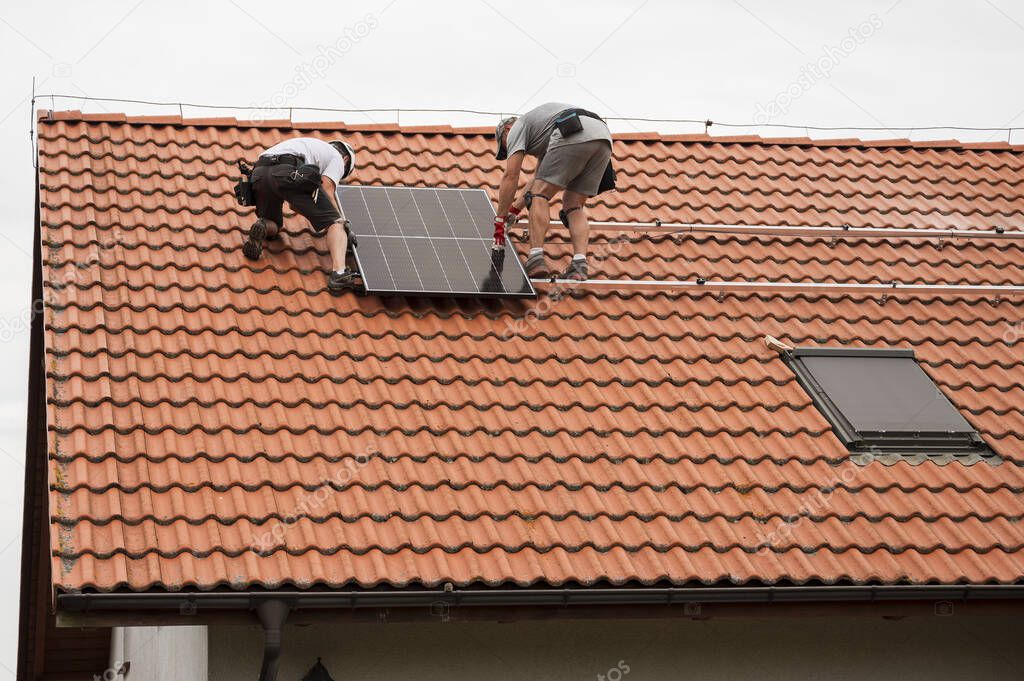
[524,251,550,278]
[327,269,358,295]
[242,219,268,260]
[561,259,588,282]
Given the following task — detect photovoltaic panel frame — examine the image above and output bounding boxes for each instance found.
[337,186,536,299]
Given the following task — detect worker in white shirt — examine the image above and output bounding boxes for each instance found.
[243,136,359,294]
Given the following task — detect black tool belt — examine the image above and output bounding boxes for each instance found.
[552,108,617,195]
[255,153,303,168]
[254,153,322,193]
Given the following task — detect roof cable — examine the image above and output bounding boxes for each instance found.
[32,93,1024,137]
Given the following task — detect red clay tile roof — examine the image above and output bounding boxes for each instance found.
[39,110,1024,593]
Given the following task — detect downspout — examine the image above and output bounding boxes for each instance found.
[109,628,125,678]
[256,599,290,681]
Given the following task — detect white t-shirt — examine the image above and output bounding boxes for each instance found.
[259,137,347,184]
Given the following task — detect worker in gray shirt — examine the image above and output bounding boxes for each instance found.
[492,102,614,281]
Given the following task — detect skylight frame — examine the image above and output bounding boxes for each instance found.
[783,347,991,457]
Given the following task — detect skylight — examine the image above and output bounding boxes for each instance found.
[784,348,991,459]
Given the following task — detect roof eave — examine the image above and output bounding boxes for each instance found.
[58,583,1024,615]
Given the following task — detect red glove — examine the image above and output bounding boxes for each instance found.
[507,205,522,223]
[492,215,506,248]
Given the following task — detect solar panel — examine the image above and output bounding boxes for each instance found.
[336,186,537,299]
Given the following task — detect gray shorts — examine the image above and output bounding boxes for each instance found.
[536,139,613,196]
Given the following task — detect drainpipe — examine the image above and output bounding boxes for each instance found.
[256,599,290,681]
[109,627,126,680]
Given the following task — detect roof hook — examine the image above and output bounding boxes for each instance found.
[257,599,291,681]
[764,335,794,354]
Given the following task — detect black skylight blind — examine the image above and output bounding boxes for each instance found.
[785,348,989,456]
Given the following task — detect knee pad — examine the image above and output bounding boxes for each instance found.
[342,219,358,248]
[524,191,552,209]
[254,217,280,241]
[558,207,581,228]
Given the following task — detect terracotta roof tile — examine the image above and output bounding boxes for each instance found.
[38,110,1024,593]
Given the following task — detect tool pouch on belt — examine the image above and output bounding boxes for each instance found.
[554,107,605,138]
[233,160,255,207]
[553,109,585,137]
[287,163,323,193]
[553,108,616,194]
[598,161,616,195]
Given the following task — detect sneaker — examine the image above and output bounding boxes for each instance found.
[524,251,550,278]
[327,269,358,295]
[561,259,588,282]
[242,219,267,261]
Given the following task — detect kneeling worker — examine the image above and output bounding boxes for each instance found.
[244,136,358,294]
[493,102,614,281]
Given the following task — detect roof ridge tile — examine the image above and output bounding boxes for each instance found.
[34,109,1024,152]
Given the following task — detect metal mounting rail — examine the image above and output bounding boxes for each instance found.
[529,279,1024,296]
[545,221,1024,241]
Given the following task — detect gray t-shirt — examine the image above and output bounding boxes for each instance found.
[505,102,612,161]
[260,137,347,184]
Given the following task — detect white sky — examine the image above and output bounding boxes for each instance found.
[0,0,1022,670]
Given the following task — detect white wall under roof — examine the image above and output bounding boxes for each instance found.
[204,615,1020,681]
[110,625,208,681]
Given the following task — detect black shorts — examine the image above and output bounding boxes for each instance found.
[251,164,340,234]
